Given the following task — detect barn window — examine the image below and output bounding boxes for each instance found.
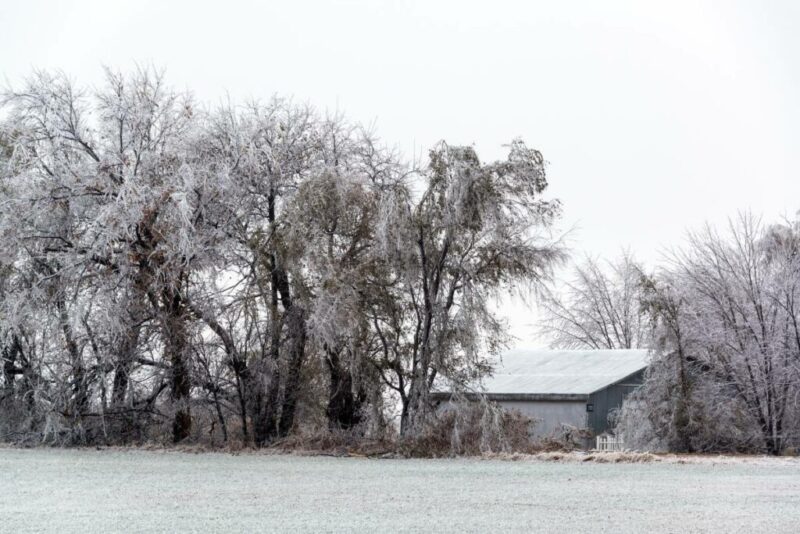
[586,403,594,412]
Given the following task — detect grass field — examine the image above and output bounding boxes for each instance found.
[2,448,799,533]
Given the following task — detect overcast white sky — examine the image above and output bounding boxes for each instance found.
[2,0,798,345]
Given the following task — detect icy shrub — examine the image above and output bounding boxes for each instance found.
[402,400,535,457]
[537,424,593,451]
[614,369,768,454]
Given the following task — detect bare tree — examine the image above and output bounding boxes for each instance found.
[539,252,648,349]
[285,124,404,431]
[372,140,564,437]
[0,67,235,442]
[620,215,800,455]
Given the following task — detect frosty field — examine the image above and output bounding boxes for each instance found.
[1,449,799,533]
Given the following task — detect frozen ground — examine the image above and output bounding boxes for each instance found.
[1,449,799,533]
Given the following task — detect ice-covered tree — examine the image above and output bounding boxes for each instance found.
[284,117,406,431]
[374,141,564,436]
[539,252,648,349]
[620,215,800,454]
[0,66,565,449]
[0,67,234,442]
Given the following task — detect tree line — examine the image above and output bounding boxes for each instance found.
[0,67,563,447]
[541,217,800,455]
[2,67,796,456]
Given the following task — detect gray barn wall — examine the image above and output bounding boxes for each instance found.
[433,366,646,444]
[497,400,587,438]
[587,369,645,434]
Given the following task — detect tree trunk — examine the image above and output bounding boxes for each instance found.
[270,251,307,440]
[251,250,284,446]
[231,365,249,442]
[250,189,309,443]
[672,346,694,453]
[764,416,783,456]
[402,235,447,437]
[403,309,435,437]
[111,325,140,408]
[325,347,365,431]
[162,286,192,443]
[399,397,411,437]
[404,375,431,437]
[1,335,21,395]
[278,304,306,437]
[251,356,279,446]
[56,296,88,417]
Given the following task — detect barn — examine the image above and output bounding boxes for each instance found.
[433,349,650,441]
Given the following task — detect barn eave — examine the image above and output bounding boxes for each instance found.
[430,392,589,402]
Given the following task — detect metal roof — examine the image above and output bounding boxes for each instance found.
[474,349,650,396]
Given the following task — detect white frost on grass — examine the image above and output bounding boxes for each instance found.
[500,450,800,466]
[1,449,799,533]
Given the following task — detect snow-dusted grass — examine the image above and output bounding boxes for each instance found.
[2,449,799,533]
